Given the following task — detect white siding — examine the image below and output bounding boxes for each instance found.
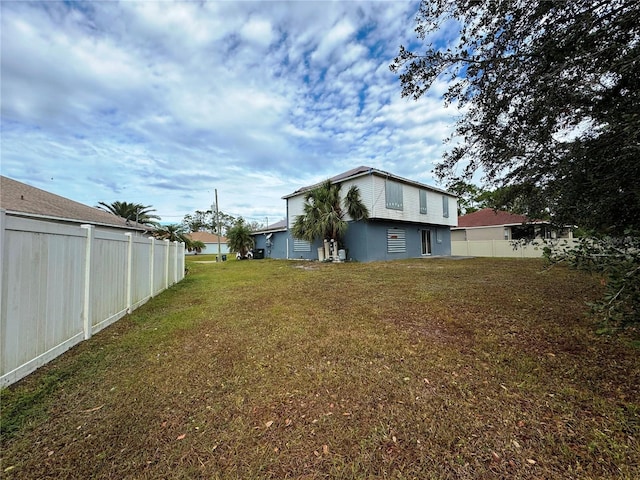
[285,173,457,227]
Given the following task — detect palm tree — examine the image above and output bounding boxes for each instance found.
[152,224,189,243]
[187,240,206,254]
[226,218,254,258]
[291,179,369,250]
[96,201,161,227]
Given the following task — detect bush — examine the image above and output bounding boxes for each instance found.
[545,233,640,331]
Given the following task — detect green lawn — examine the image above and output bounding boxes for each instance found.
[1,257,638,479]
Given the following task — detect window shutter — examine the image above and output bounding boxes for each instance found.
[387,229,406,253]
[419,190,427,214]
[385,181,403,211]
[293,239,311,252]
[442,195,449,218]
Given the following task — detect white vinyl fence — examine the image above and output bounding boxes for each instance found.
[0,211,185,387]
[452,239,580,258]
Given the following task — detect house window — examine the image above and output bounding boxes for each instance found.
[293,238,311,252]
[387,228,406,253]
[436,229,442,244]
[419,190,428,214]
[442,195,449,218]
[385,181,403,211]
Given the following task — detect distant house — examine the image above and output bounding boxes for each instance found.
[252,166,458,262]
[451,208,573,241]
[184,231,229,255]
[0,176,147,234]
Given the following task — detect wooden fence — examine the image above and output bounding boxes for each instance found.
[451,239,579,258]
[0,211,185,387]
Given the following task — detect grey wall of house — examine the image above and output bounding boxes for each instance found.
[253,231,288,259]
[343,220,451,262]
[253,221,452,262]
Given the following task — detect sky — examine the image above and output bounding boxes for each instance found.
[1,0,460,226]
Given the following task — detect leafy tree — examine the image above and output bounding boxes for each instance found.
[226,217,254,258]
[97,201,161,227]
[181,210,213,233]
[181,209,236,234]
[291,180,369,249]
[391,0,639,329]
[390,0,640,235]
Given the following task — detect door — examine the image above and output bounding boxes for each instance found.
[421,230,432,255]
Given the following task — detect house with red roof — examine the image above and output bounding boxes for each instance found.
[451,208,573,242]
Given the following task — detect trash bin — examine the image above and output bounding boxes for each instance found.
[253,248,265,259]
[221,254,227,261]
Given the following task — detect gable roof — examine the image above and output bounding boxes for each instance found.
[251,219,287,234]
[0,176,146,231]
[454,208,528,228]
[283,165,453,198]
[185,232,227,243]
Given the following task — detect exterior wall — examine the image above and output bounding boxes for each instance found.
[343,220,451,262]
[186,242,229,256]
[253,231,288,259]
[451,229,466,241]
[0,211,185,387]
[286,173,458,228]
[366,175,457,227]
[262,220,451,262]
[463,226,507,241]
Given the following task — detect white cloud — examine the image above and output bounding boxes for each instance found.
[1,0,460,222]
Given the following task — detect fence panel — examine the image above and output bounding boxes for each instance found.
[452,239,579,258]
[0,213,185,387]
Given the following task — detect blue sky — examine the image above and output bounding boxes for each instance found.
[1,0,459,225]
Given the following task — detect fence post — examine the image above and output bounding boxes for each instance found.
[81,224,94,340]
[125,233,133,313]
[164,239,170,290]
[174,241,179,284]
[149,237,155,298]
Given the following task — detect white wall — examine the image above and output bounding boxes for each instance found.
[287,174,458,227]
[0,211,185,387]
[452,239,580,257]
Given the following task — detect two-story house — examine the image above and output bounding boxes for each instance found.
[253,166,457,262]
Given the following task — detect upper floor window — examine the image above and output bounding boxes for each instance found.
[442,195,449,218]
[419,190,428,214]
[385,181,403,211]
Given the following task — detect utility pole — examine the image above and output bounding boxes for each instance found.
[215,189,221,261]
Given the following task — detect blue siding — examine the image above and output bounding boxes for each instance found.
[252,231,288,259]
[253,220,451,262]
[343,221,451,262]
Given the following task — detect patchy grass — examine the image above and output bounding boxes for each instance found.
[1,257,638,479]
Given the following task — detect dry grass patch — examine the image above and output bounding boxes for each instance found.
[1,257,638,479]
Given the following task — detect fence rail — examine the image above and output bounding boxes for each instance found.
[0,211,185,387]
[452,239,579,258]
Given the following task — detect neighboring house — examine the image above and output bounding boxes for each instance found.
[0,176,147,234]
[252,166,458,262]
[451,208,573,241]
[184,231,229,255]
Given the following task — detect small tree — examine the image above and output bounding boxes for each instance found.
[187,240,206,254]
[291,180,369,251]
[226,218,254,258]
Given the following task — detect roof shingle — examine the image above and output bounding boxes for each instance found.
[1,176,146,231]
